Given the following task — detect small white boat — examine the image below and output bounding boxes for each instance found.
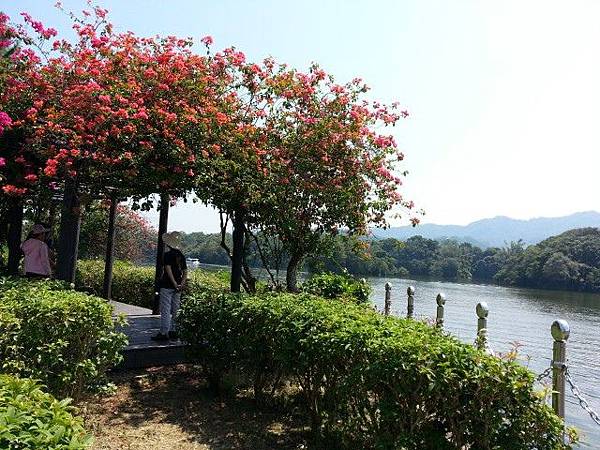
[186,258,200,268]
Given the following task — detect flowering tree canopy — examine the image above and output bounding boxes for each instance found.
[0,11,51,197]
[194,56,418,290]
[1,7,229,202]
[0,5,419,291]
[257,65,417,290]
[79,201,156,263]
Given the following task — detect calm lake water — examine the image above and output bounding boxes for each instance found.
[368,277,600,448]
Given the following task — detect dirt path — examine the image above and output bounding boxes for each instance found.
[81,365,309,450]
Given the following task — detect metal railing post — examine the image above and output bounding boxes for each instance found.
[435,293,446,328]
[407,286,415,319]
[384,282,392,316]
[475,302,490,352]
[551,319,570,419]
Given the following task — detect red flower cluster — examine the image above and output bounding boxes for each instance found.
[20,12,57,39]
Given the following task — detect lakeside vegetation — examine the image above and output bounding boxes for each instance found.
[0,3,585,448]
[1,266,579,448]
[0,278,126,449]
[180,288,571,448]
[172,227,600,294]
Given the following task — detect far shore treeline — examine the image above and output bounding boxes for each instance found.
[180,227,600,293]
[76,210,600,294]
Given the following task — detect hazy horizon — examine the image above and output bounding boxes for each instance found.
[141,203,600,234]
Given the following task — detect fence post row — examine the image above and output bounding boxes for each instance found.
[436,293,446,328]
[475,302,490,353]
[551,319,570,419]
[406,286,415,318]
[377,284,596,427]
[384,282,392,316]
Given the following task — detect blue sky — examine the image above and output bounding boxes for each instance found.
[3,0,600,233]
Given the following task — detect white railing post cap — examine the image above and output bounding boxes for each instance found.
[476,302,489,318]
[551,319,570,342]
[436,293,446,306]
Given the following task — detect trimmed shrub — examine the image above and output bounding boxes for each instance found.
[188,267,230,293]
[0,278,127,398]
[303,271,372,304]
[76,260,229,309]
[179,291,573,449]
[0,374,91,449]
[76,260,155,308]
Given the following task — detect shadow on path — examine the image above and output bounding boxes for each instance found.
[83,365,310,450]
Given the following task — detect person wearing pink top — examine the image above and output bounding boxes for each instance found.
[20,223,52,278]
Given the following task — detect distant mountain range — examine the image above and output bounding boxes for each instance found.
[372,211,600,248]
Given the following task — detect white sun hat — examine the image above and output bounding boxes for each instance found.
[162,231,182,250]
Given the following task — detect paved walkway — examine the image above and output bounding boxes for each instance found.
[111,301,186,368]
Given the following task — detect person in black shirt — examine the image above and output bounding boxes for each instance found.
[152,231,187,341]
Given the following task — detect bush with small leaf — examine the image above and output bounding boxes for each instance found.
[179,290,574,449]
[76,260,155,308]
[0,277,127,399]
[76,259,229,308]
[0,374,92,449]
[303,271,372,304]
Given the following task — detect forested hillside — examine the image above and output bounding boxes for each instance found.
[176,228,600,293]
[306,235,519,282]
[494,228,600,292]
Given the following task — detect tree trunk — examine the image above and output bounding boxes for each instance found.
[153,193,170,314]
[230,210,246,293]
[6,197,24,276]
[241,229,258,293]
[56,179,82,282]
[102,193,118,300]
[286,252,304,292]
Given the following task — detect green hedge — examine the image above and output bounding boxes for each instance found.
[303,271,372,304]
[76,260,154,308]
[0,278,127,399]
[0,374,91,449]
[76,260,229,309]
[178,291,572,449]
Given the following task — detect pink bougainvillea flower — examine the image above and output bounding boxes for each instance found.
[0,111,11,134]
[2,184,28,196]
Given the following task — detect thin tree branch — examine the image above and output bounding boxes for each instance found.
[219,210,232,259]
[248,228,277,288]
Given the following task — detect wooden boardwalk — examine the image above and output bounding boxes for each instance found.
[111,301,187,369]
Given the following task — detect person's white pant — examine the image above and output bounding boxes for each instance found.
[159,288,181,335]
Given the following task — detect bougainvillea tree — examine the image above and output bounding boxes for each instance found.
[0,11,56,273]
[79,201,156,263]
[0,12,17,271]
[190,46,264,292]
[1,4,418,293]
[1,6,227,280]
[31,8,221,200]
[195,55,418,292]
[253,64,418,291]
